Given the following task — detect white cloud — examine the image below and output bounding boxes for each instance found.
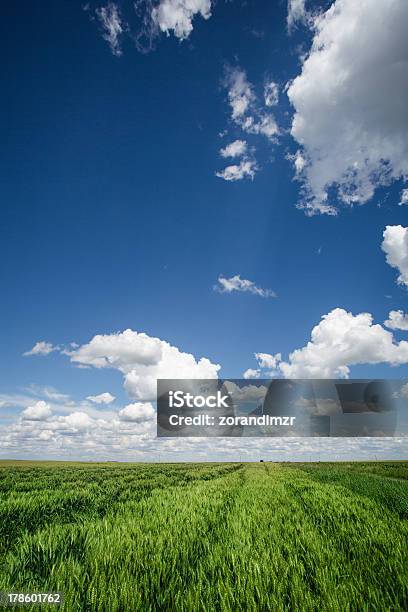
[68,329,220,400]
[22,401,52,421]
[277,308,408,378]
[38,429,54,442]
[215,275,276,298]
[264,81,279,107]
[217,68,280,182]
[287,149,306,178]
[224,67,279,141]
[23,341,57,357]
[399,188,408,206]
[60,411,93,430]
[226,67,255,121]
[86,392,116,404]
[1,384,406,460]
[401,383,408,398]
[243,114,279,140]
[287,0,309,30]
[255,352,282,370]
[382,225,408,287]
[287,0,408,214]
[1,407,406,461]
[243,368,261,379]
[68,329,163,370]
[216,160,257,182]
[96,3,124,56]
[243,352,282,378]
[151,0,211,40]
[220,140,247,159]
[118,402,155,422]
[384,310,408,331]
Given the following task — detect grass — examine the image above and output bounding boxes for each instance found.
[0,461,407,611]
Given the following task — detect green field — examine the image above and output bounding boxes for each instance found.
[0,461,407,611]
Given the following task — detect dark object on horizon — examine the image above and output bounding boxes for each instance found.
[260,459,264,462]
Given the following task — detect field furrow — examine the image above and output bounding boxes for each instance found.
[0,461,406,611]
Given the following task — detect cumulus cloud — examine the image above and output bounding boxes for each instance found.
[384,310,408,331]
[67,329,220,400]
[23,341,57,357]
[151,0,211,40]
[1,383,406,460]
[214,275,276,298]
[69,329,163,370]
[86,392,116,404]
[287,0,408,214]
[22,401,52,421]
[382,225,408,287]
[277,308,408,378]
[216,160,257,182]
[399,188,408,206]
[118,401,155,422]
[219,140,247,159]
[60,411,94,430]
[1,407,406,461]
[95,3,124,56]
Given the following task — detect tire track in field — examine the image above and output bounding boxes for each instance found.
[278,467,408,611]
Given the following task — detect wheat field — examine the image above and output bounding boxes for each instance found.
[0,460,407,611]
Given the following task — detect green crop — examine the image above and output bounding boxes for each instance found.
[0,461,406,611]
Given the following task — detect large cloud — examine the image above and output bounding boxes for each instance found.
[287,0,408,214]
[248,308,408,378]
[280,308,408,378]
[70,330,163,371]
[68,329,220,400]
[382,226,408,287]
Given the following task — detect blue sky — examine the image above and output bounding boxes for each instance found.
[1,0,408,460]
